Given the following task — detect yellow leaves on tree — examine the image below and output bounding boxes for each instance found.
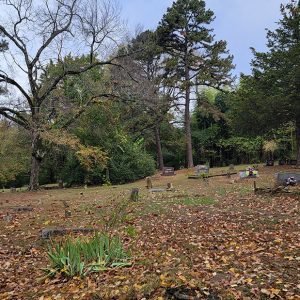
[76,146,108,171]
[41,128,108,171]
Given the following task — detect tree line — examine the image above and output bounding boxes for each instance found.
[0,0,299,190]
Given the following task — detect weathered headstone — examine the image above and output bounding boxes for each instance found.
[276,172,300,185]
[146,177,153,189]
[41,227,95,239]
[58,180,63,189]
[3,213,13,222]
[279,159,286,165]
[228,164,235,171]
[289,159,297,166]
[65,210,72,217]
[166,182,174,191]
[61,200,70,208]
[10,187,16,193]
[265,160,274,166]
[195,165,209,176]
[13,206,33,212]
[149,188,166,192]
[130,188,139,201]
[162,167,175,176]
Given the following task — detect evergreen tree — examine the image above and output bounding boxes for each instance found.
[157,0,233,168]
[250,0,300,165]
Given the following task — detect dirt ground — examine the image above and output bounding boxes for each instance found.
[0,165,299,300]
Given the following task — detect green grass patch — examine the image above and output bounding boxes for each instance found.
[44,234,131,278]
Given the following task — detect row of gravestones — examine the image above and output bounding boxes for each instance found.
[266,159,298,166]
[161,165,211,177]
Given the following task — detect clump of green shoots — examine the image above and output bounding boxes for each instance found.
[44,233,131,278]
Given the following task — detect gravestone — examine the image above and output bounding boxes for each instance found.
[289,159,297,166]
[3,213,13,222]
[130,188,139,201]
[146,177,153,189]
[13,206,33,212]
[195,165,209,176]
[149,188,166,192]
[279,159,286,165]
[166,182,174,191]
[65,210,72,217]
[265,160,274,166]
[10,187,16,193]
[162,167,175,176]
[276,172,300,185]
[41,227,95,239]
[228,164,235,171]
[58,180,63,189]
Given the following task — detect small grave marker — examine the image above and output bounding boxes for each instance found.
[166,182,174,191]
[130,188,139,201]
[146,177,153,189]
[13,206,33,212]
[265,160,274,166]
[58,180,63,189]
[3,213,13,222]
[41,227,95,239]
[65,210,72,217]
[149,188,166,192]
[162,167,175,176]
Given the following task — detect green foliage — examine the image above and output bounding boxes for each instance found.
[45,234,131,278]
[219,136,263,164]
[178,197,216,206]
[157,0,233,89]
[0,122,30,186]
[109,134,156,184]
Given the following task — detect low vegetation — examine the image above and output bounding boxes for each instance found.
[45,234,131,278]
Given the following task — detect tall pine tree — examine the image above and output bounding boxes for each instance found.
[157,0,233,168]
[251,0,300,165]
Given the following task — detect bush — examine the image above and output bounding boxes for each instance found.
[44,234,131,278]
[108,136,155,184]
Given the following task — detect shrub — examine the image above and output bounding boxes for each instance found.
[44,234,131,278]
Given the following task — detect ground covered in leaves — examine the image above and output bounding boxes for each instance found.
[0,165,299,299]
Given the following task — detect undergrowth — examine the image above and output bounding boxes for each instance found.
[44,233,131,278]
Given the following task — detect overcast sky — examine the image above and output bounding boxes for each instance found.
[120,0,289,76]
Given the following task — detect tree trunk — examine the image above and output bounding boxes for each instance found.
[29,130,43,191]
[184,63,194,168]
[296,118,300,166]
[184,35,194,169]
[185,85,193,168]
[154,124,164,171]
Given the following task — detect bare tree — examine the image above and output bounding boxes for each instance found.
[0,0,126,190]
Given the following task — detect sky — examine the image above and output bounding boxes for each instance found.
[120,0,290,76]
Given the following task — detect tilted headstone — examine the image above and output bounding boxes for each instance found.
[162,167,175,176]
